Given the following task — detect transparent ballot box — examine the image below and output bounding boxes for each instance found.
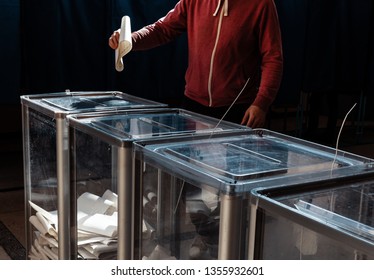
[248,172,374,260]
[133,129,373,260]
[21,90,166,259]
[67,108,248,260]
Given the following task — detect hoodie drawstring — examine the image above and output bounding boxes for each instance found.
[209,0,229,106]
[213,0,228,17]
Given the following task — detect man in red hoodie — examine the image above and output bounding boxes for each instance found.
[109,0,283,259]
[109,0,283,128]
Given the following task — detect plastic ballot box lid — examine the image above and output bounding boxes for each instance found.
[20,91,167,117]
[67,108,249,146]
[133,129,374,195]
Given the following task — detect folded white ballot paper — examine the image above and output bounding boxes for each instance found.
[115,15,132,72]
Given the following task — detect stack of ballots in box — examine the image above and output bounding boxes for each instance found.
[28,190,118,260]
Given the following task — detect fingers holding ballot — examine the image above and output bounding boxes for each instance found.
[108,30,120,49]
[109,16,132,72]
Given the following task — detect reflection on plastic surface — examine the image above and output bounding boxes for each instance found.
[42,96,132,111]
[295,200,374,242]
[90,113,228,139]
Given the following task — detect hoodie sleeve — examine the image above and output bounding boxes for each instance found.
[131,1,188,51]
[251,0,283,112]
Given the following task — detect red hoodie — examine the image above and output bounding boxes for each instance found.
[131,0,283,112]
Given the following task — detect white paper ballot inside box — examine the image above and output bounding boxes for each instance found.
[115,15,132,72]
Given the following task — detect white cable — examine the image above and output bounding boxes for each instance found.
[331,102,357,172]
[213,77,251,130]
[174,181,185,214]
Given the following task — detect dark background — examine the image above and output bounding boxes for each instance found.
[1,0,374,136]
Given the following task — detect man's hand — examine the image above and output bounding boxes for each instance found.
[108,29,121,49]
[241,105,266,128]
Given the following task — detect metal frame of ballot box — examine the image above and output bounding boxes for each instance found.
[133,129,373,260]
[21,91,166,259]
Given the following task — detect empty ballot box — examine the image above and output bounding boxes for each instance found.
[133,129,373,260]
[21,90,166,259]
[67,108,248,260]
[248,169,374,260]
